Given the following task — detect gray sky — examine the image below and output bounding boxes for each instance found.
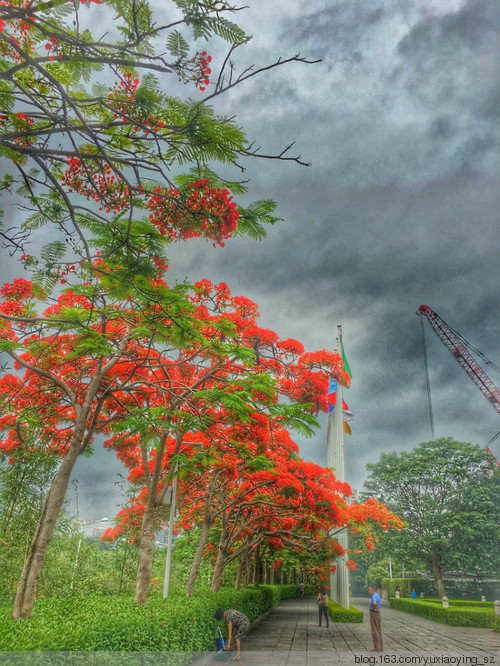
[3,0,500,523]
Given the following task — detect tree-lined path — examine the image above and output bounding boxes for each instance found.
[193,596,500,665]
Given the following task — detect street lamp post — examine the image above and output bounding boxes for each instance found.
[70,517,109,590]
[162,477,177,599]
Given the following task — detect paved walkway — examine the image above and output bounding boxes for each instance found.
[192,595,500,666]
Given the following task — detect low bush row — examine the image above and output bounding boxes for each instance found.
[328,599,364,623]
[389,598,495,628]
[0,584,309,654]
[416,598,495,608]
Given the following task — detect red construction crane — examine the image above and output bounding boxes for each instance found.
[416,305,500,415]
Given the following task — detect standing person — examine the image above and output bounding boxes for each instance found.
[316,586,329,628]
[368,586,383,652]
[299,581,305,598]
[395,586,401,598]
[411,588,417,599]
[214,609,250,661]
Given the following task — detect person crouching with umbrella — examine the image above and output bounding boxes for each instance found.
[214,608,250,661]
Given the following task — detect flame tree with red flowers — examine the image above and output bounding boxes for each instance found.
[0,261,225,619]
[97,281,401,598]
[99,279,349,604]
[0,0,318,278]
[176,430,403,594]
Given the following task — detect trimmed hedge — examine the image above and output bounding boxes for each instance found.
[328,599,364,623]
[0,584,304,653]
[418,598,495,608]
[383,577,500,601]
[389,597,495,628]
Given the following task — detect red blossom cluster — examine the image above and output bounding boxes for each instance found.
[107,72,139,119]
[146,179,239,245]
[0,1,35,61]
[195,51,212,91]
[44,35,61,60]
[61,153,130,214]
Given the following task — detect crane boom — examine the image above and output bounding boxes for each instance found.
[416,305,500,415]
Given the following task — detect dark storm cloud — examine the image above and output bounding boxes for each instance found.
[284,3,385,61]
[230,0,500,188]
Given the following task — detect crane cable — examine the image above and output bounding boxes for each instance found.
[446,322,500,376]
[421,317,436,439]
[486,432,500,447]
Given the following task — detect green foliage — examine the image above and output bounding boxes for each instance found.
[388,598,496,628]
[383,578,423,599]
[167,31,190,59]
[363,438,500,586]
[0,584,302,651]
[0,452,72,602]
[488,615,500,632]
[327,599,364,623]
[365,559,393,590]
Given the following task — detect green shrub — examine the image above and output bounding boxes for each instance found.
[0,584,305,652]
[327,599,364,623]
[383,577,435,598]
[389,598,495,628]
[487,615,500,632]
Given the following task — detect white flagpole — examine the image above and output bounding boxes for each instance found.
[327,324,350,609]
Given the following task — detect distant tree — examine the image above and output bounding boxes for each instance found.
[364,558,391,591]
[349,529,424,594]
[363,437,500,597]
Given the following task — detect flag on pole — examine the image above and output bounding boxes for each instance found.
[327,378,354,433]
[342,346,352,387]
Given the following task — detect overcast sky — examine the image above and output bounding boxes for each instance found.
[3,0,500,524]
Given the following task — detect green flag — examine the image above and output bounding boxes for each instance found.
[342,347,352,386]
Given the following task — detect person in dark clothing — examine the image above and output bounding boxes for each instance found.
[215,608,250,661]
[316,586,329,627]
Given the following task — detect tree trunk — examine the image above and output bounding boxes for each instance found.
[186,472,219,597]
[134,430,172,606]
[235,557,244,590]
[280,568,284,585]
[13,439,82,620]
[186,520,211,597]
[270,566,275,585]
[134,499,157,606]
[253,546,261,589]
[211,523,228,593]
[243,553,252,587]
[12,336,128,620]
[433,561,446,598]
[211,548,226,593]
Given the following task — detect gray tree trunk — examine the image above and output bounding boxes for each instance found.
[433,561,446,598]
[134,499,157,605]
[186,520,211,597]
